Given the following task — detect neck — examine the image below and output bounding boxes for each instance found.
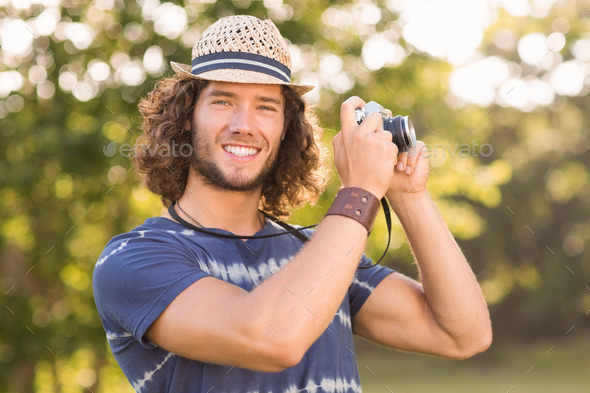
[169,172,265,236]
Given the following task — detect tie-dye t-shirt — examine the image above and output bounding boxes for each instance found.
[93,216,394,393]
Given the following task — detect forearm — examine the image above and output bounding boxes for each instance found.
[246,214,368,358]
[389,191,491,343]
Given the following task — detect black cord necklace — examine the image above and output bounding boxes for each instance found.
[176,200,204,228]
[167,199,392,268]
[168,202,316,241]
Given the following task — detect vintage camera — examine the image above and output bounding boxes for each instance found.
[355,101,416,152]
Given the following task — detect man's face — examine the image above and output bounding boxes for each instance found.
[190,81,286,192]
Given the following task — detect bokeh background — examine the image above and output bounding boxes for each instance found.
[1,0,589,392]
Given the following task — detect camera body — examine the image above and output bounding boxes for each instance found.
[355,101,416,152]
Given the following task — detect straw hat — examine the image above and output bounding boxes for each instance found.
[170,15,314,94]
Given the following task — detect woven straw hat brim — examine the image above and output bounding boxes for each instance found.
[170,61,314,95]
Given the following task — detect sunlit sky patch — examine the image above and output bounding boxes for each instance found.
[362,34,406,71]
[449,56,511,107]
[396,0,492,65]
[0,18,33,56]
[550,61,587,96]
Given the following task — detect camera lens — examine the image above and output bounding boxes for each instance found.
[383,115,416,152]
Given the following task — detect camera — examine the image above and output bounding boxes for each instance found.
[355,101,416,152]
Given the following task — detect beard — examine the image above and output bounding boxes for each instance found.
[190,128,280,192]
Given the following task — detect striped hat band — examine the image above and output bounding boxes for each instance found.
[191,52,291,84]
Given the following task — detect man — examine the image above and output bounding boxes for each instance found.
[93,15,491,393]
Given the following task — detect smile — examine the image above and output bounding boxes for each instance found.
[223,145,260,157]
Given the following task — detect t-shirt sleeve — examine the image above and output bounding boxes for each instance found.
[93,232,210,348]
[348,255,395,319]
[298,227,394,319]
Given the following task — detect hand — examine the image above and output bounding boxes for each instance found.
[386,140,430,204]
[333,96,398,199]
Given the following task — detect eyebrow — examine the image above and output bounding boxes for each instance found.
[206,88,283,106]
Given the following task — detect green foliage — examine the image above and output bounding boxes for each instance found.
[1,1,589,392]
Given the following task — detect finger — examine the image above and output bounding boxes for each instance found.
[332,132,347,169]
[355,111,384,136]
[332,131,341,150]
[396,151,408,172]
[332,130,342,144]
[368,132,398,165]
[404,141,427,174]
[340,99,384,146]
[365,131,399,167]
[340,96,367,130]
[332,131,345,158]
[371,130,394,142]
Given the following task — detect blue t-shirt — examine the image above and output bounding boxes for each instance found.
[93,216,394,393]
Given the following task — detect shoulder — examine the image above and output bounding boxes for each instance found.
[93,218,212,328]
[97,217,199,263]
[93,217,211,289]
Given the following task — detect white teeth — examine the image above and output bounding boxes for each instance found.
[224,145,259,157]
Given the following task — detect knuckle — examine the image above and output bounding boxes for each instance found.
[352,132,365,144]
[341,96,361,109]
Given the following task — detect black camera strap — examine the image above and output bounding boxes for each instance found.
[167,198,392,269]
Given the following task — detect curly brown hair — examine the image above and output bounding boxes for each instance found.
[133,75,328,217]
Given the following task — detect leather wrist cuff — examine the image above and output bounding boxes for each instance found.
[325,187,380,234]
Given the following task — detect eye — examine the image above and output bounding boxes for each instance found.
[259,105,277,111]
[213,100,230,106]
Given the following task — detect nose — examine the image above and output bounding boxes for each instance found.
[228,105,255,135]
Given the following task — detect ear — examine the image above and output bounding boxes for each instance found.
[184,119,191,131]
